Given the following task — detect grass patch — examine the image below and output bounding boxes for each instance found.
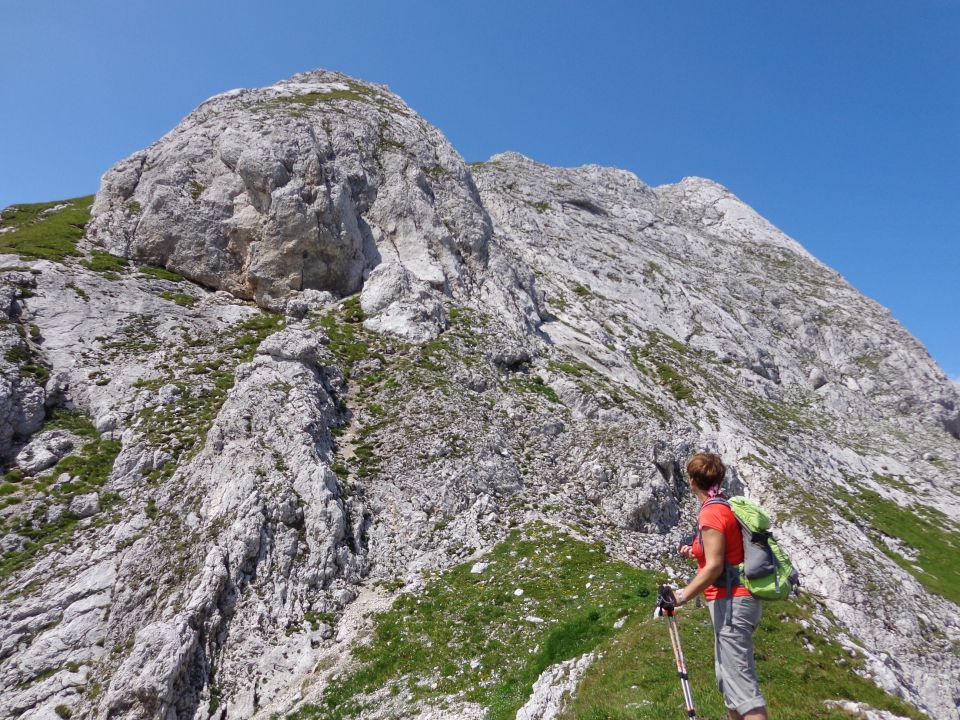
[352,441,379,478]
[836,482,960,605]
[742,393,820,438]
[208,663,222,715]
[291,523,922,720]
[81,250,128,276]
[139,265,184,282]
[548,359,593,378]
[655,363,695,403]
[310,296,370,370]
[290,523,656,720]
[511,374,561,404]
[275,87,372,105]
[65,282,89,301]
[740,453,777,472]
[304,610,337,631]
[629,331,697,405]
[644,260,663,278]
[870,472,915,494]
[564,597,924,720]
[548,294,569,313]
[376,119,407,156]
[4,345,30,363]
[160,290,198,307]
[6,341,50,383]
[97,316,160,359]
[627,388,673,425]
[0,196,93,262]
[45,407,100,439]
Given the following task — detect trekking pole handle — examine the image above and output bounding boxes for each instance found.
[657,584,677,616]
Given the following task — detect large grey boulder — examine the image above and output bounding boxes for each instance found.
[89,70,493,339]
[14,430,76,475]
[68,492,100,519]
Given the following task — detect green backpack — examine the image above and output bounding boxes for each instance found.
[700,496,799,602]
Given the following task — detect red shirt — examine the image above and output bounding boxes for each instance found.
[692,499,751,601]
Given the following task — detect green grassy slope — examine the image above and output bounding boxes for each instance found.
[564,597,924,720]
[290,524,922,720]
[292,523,655,720]
[837,479,960,606]
[0,196,94,262]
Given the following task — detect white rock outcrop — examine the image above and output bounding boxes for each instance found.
[516,653,595,720]
[89,70,498,340]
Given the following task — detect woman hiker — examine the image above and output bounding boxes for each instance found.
[667,452,769,720]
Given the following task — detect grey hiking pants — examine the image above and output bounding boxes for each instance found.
[707,595,766,715]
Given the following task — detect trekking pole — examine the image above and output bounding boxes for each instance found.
[656,584,698,720]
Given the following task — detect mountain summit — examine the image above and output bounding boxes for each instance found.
[0,69,957,720]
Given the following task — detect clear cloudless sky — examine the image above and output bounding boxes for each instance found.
[1,1,958,377]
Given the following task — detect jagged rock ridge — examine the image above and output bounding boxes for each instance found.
[0,70,957,720]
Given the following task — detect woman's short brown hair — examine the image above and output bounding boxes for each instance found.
[686,453,726,492]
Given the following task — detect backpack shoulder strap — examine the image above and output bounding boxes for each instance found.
[703,497,730,508]
[697,497,740,625]
[697,497,730,521]
[697,497,737,534]
[696,497,731,541]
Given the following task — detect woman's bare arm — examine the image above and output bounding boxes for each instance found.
[678,527,725,604]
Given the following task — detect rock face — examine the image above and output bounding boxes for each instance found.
[89,70,497,340]
[0,274,46,455]
[1,70,958,720]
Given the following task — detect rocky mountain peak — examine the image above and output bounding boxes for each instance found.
[0,69,957,720]
[653,175,817,262]
[89,68,497,340]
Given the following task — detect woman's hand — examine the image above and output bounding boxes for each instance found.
[676,527,726,603]
[678,544,695,559]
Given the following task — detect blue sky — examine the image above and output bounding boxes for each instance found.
[2,1,957,377]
